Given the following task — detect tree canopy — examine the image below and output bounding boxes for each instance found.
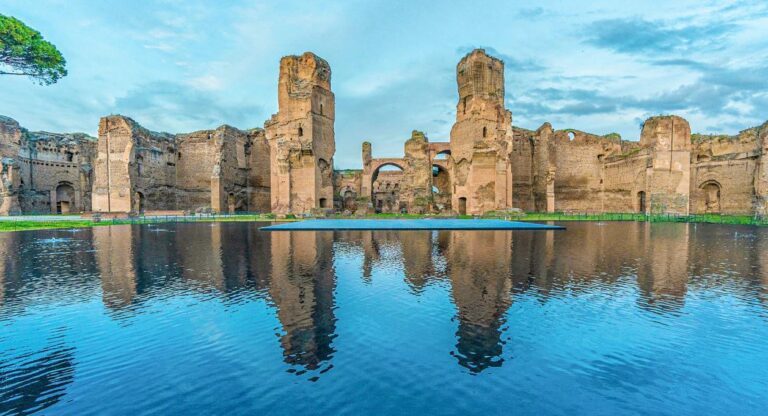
[0,14,67,85]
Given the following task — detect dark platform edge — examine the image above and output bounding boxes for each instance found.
[260,223,566,231]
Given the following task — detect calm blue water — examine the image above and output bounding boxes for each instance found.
[0,222,766,415]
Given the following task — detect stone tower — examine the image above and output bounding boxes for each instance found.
[754,122,768,214]
[265,52,335,215]
[0,117,22,215]
[640,115,692,214]
[449,49,514,215]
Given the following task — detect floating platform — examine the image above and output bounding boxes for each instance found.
[261,219,565,231]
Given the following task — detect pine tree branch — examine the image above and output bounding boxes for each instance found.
[0,70,33,76]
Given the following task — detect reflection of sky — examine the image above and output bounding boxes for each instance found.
[0,223,766,414]
[2,1,768,168]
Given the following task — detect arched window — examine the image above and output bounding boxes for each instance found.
[482,127,487,138]
[298,127,304,137]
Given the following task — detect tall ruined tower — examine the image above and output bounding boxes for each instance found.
[756,122,768,215]
[640,115,692,214]
[0,117,22,215]
[265,52,335,215]
[449,49,514,215]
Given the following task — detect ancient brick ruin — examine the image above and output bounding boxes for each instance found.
[343,49,768,216]
[265,52,335,215]
[0,116,96,215]
[91,115,270,214]
[1,48,767,216]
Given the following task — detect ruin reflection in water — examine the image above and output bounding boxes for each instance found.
[1,222,767,415]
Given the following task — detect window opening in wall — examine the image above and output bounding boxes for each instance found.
[298,127,304,137]
[482,127,487,138]
[458,197,467,215]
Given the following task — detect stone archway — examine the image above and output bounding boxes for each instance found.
[135,191,145,214]
[342,188,356,210]
[700,181,721,213]
[55,182,75,214]
[228,193,236,213]
[370,162,404,214]
[458,197,467,215]
[432,164,451,212]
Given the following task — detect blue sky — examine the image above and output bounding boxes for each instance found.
[1,0,767,168]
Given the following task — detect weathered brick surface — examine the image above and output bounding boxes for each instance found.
[449,49,514,215]
[91,115,270,214]
[3,49,768,217]
[0,116,96,215]
[265,52,335,215]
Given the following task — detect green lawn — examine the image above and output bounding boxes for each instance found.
[0,220,97,232]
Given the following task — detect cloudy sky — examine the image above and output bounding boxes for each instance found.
[1,0,767,168]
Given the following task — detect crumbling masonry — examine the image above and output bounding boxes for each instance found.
[1,49,767,216]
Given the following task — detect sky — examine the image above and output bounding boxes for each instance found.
[1,0,767,168]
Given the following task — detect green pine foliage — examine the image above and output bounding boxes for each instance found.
[0,14,67,84]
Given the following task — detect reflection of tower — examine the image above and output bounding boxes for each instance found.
[445,231,513,373]
[93,225,138,309]
[220,223,271,292]
[357,231,402,281]
[0,233,19,305]
[175,223,271,294]
[759,231,768,306]
[399,231,435,291]
[269,231,336,370]
[637,223,689,311]
[175,223,225,290]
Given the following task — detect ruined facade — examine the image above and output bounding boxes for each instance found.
[0,116,96,215]
[350,49,768,216]
[2,48,767,216]
[91,115,270,214]
[511,116,768,215]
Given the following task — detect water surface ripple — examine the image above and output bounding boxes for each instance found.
[0,222,767,415]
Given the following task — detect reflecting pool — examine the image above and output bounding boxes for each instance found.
[1,222,767,415]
